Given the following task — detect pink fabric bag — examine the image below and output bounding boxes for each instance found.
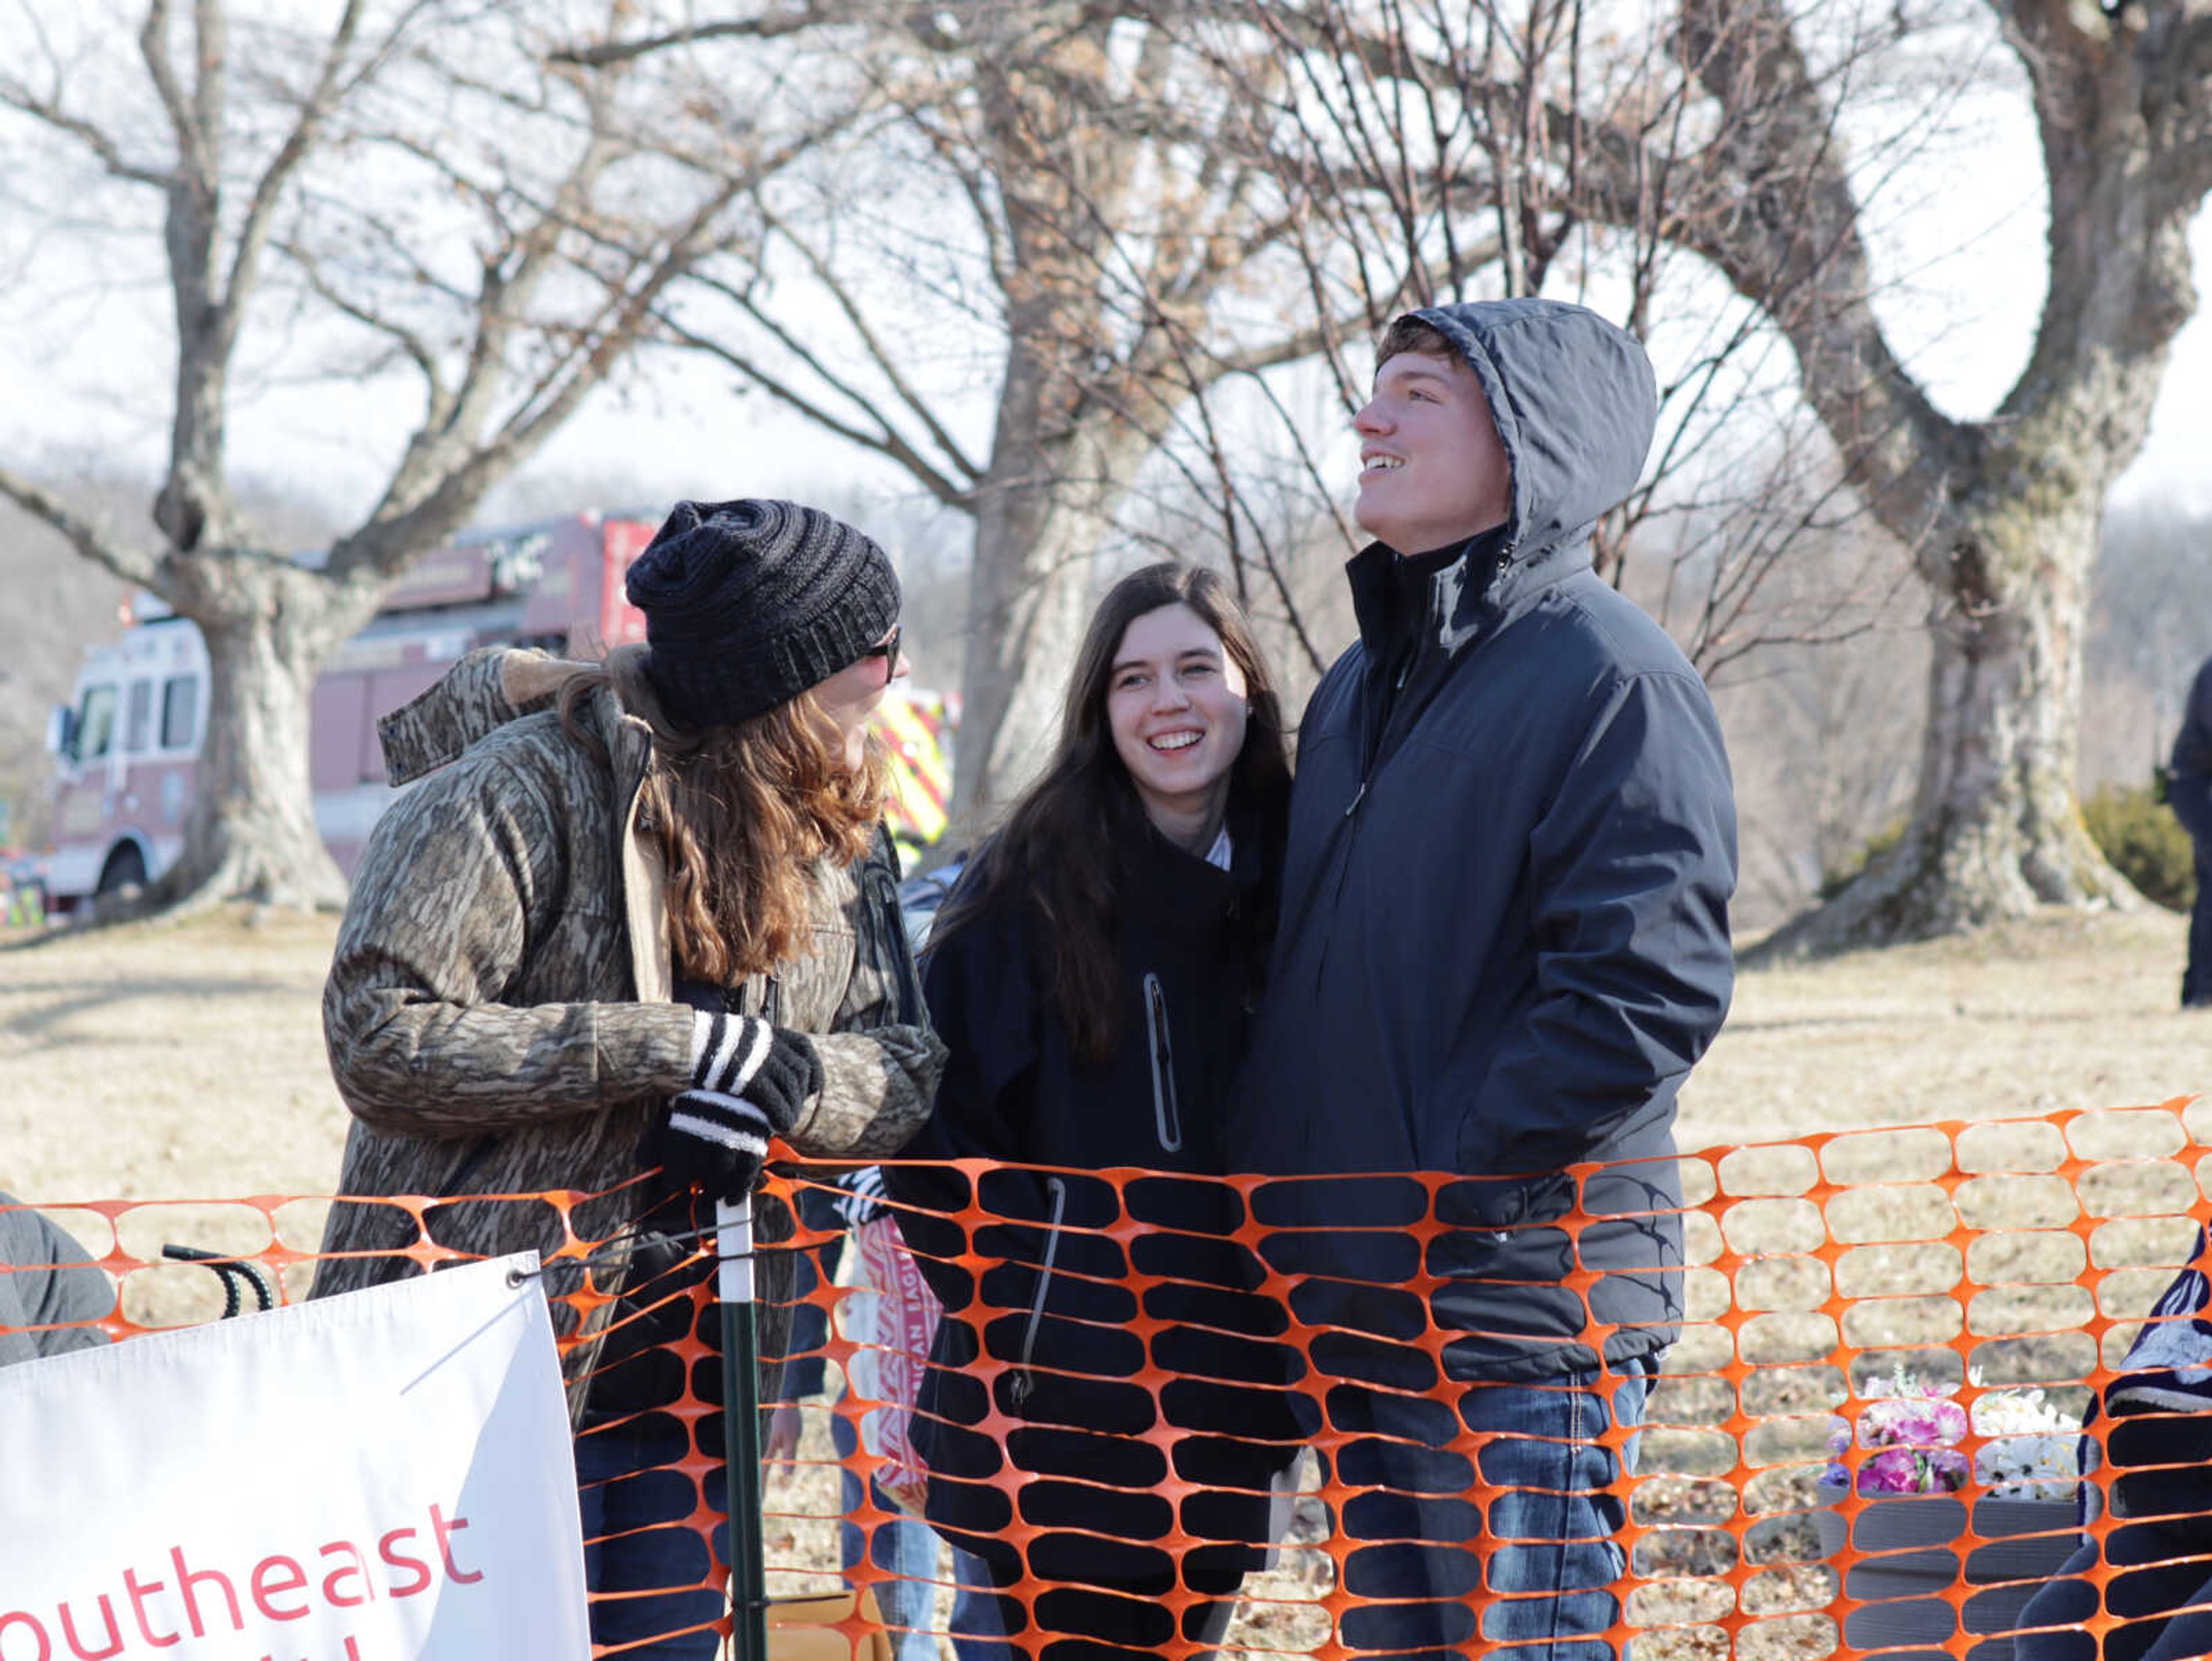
[843,1212,942,1517]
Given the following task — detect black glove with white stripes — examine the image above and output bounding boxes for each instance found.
[688,1008,821,1134]
[645,1091,777,1204]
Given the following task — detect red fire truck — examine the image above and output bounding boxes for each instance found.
[42,511,954,911]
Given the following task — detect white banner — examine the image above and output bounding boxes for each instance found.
[0,1253,590,1661]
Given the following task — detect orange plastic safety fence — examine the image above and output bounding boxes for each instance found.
[3,1099,2210,1660]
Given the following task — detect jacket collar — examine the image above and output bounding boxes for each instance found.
[1115,801,1265,936]
[1349,524,1583,663]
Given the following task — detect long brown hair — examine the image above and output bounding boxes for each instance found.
[560,647,885,985]
[931,563,1291,1062]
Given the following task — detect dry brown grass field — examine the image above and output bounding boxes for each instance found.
[4,901,2210,1656]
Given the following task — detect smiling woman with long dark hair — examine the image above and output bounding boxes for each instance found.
[886,562,1300,1661]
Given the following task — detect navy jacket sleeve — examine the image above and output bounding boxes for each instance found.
[1465,669,1737,1171]
[2173,657,2212,780]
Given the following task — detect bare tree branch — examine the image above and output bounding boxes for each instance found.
[137,0,201,184]
[0,465,162,588]
[660,310,978,511]
[547,9,832,69]
[0,75,173,188]
[757,209,986,485]
[279,235,445,396]
[218,0,374,362]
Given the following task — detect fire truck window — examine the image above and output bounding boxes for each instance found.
[75,686,117,760]
[124,680,156,753]
[161,675,199,750]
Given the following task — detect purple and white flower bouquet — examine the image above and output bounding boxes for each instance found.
[1825,1365,2080,1501]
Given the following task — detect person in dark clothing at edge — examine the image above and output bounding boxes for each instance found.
[0,1193,113,1367]
[1224,301,1738,1661]
[884,563,1306,1660]
[2165,652,2212,1009]
[2014,1221,2212,1661]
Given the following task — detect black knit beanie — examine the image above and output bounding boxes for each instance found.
[625,498,900,731]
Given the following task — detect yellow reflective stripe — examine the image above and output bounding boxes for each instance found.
[872,695,952,843]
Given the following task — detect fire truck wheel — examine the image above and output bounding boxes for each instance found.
[97,844,147,897]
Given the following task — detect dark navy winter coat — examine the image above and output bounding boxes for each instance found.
[1225,298,1738,1386]
[2168,655,2212,1004]
[2171,656,2212,783]
[885,811,1302,1591]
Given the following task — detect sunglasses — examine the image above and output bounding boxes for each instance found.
[859,623,901,678]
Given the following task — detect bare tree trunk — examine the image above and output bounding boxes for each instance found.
[941,5,1167,828]
[1669,0,2212,955]
[150,560,361,916]
[1759,498,2129,953]
[956,496,1094,826]
[951,404,1155,828]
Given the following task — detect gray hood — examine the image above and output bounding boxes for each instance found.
[1408,298,1658,564]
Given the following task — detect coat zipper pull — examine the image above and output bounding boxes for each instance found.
[1344,779,1368,820]
[1013,1175,1069,1408]
[1144,972,1183,1154]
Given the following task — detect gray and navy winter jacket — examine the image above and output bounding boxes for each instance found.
[1226,298,1738,1386]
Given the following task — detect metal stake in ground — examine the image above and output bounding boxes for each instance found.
[717,1195,769,1661]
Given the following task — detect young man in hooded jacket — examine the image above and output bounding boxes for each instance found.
[1227,299,1738,1659]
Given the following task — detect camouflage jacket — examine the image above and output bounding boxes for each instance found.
[312,647,945,1413]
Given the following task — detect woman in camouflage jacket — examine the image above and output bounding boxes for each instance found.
[313,499,945,1658]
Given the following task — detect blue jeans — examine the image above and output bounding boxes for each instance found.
[575,1418,726,1660]
[828,1404,1007,1661]
[1327,1357,1653,1661]
[575,1414,1007,1661]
